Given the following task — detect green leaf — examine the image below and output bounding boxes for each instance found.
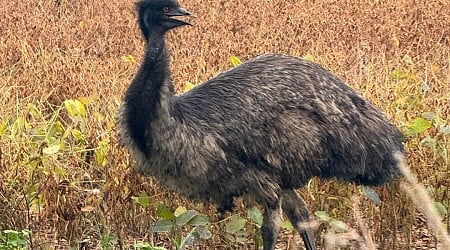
[48,121,64,139]
[408,117,431,134]
[390,69,408,80]
[42,143,61,155]
[303,54,315,62]
[0,119,8,137]
[64,99,87,118]
[183,82,195,93]
[188,214,209,226]
[131,191,151,208]
[175,210,198,226]
[225,215,246,234]
[95,140,109,166]
[362,186,381,205]
[156,203,175,220]
[153,219,173,232]
[247,207,263,227]
[71,129,87,144]
[174,206,187,217]
[229,56,242,67]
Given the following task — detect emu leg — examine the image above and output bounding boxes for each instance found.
[261,202,282,250]
[281,189,316,250]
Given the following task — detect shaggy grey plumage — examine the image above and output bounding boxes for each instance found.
[118,0,405,249]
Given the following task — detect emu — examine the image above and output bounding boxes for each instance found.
[118,0,404,249]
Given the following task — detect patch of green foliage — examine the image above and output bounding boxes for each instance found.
[0,229,31,250]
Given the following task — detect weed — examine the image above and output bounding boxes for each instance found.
[0,229,31,250]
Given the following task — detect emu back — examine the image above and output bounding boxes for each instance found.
[119,1,404,249]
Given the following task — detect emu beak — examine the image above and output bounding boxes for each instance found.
[167,7,195,26]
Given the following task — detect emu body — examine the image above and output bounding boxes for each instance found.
[119,0,404,249]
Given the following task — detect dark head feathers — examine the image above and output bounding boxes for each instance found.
[137,0,192,39]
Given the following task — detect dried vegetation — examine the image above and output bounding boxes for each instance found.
[0,0,449,249]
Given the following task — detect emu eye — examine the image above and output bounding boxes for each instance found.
[162,6,170,13]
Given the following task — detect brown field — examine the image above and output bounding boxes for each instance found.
[1,0,449,249]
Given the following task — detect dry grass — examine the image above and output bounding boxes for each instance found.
[1,0,449,249]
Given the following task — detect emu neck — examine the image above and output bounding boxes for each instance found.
[124,30,173,154]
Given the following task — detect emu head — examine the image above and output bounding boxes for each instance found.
[137,0,193,39]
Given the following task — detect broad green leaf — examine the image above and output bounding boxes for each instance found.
[95,140,109,166]
[225,215,246,234]
[131,191,151,208]
[64,99,87,118]
[408,117,431,134]
[153,219,173,232]
[303,54,315,62]
[184,82,195,93]
[247,207,263,227]
[175,210,198,226]
[229,56,242,67]
[71,129,87,144]
[362,186,381,205]
[174,206,187,217]
[43,143,61,155]
[47,121,64,141]
[188,214,209,226]
[390,69,408,80]
[156,203,175,220]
